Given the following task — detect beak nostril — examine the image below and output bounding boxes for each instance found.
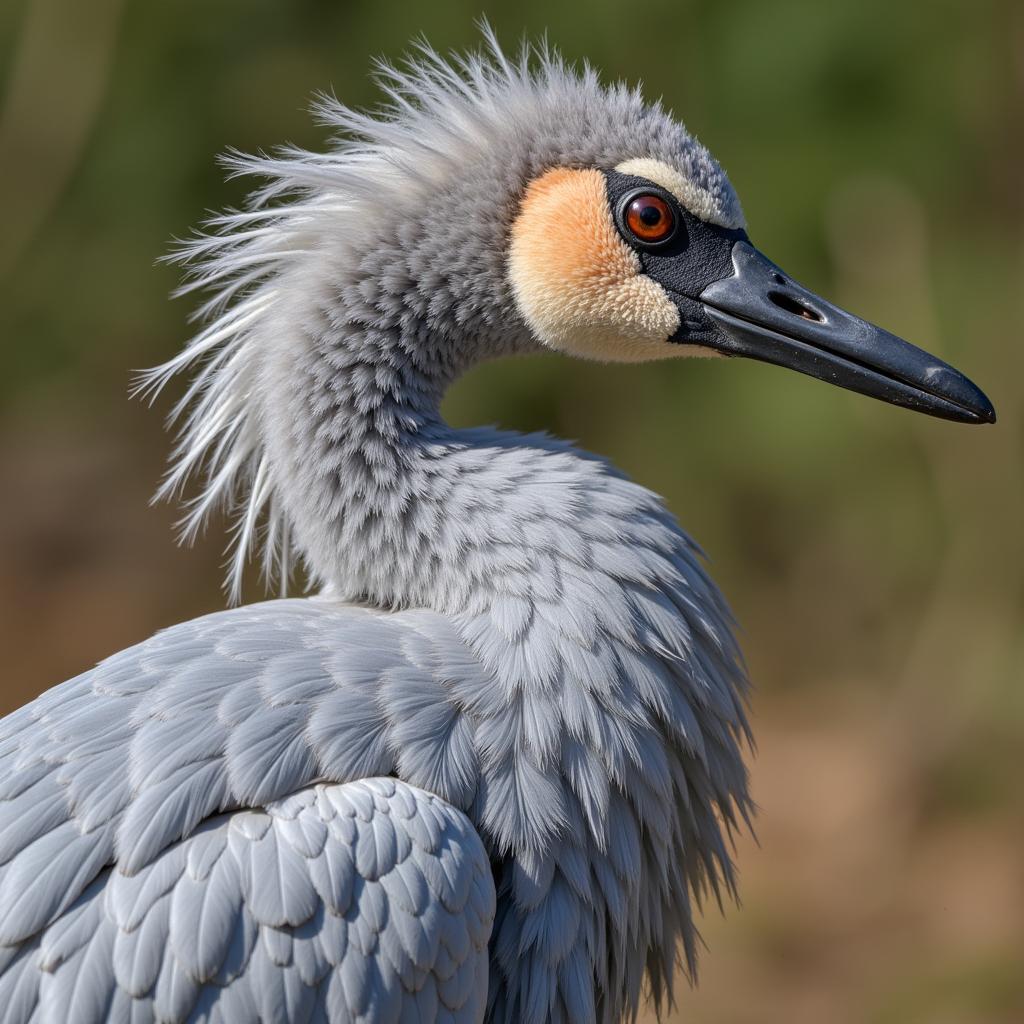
[768,290,824,323]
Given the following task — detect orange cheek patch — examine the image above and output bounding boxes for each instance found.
[508,167,680,363]
[517,167,634,291]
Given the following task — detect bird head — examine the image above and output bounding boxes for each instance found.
[299,31,990,425]
[162,30,996,426]
[505,134,994,427]
[149,31,994,598]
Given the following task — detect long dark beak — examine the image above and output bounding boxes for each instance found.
[698,242,995,424]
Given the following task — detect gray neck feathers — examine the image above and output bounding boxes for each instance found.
[259,288,449,606]
[256,255,536,609]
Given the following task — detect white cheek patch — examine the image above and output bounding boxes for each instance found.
[615,157,745,230]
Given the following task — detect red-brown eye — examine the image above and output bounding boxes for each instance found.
[624,194,675,244]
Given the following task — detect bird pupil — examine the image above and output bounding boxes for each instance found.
[640,205,661,225]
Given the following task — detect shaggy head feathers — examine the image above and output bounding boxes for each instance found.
[141,30,743,598]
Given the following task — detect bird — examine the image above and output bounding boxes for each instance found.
[0,31,995,1024]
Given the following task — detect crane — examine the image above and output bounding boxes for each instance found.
[0,33,994,1024]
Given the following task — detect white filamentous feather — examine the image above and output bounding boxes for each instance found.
[138,192,344,598]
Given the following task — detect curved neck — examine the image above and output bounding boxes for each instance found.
[261,309,497,607]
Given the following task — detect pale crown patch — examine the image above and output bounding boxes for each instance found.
[615,157,745,230]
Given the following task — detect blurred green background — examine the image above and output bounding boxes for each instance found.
[1,1,1021,1020]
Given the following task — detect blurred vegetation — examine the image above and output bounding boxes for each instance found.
[0,1,1021,1020]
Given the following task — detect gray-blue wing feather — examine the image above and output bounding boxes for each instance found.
[0,599,496,1021]
[0,777,494,1023]
[0,600,480,942]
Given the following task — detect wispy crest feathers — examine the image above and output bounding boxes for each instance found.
[137,28,739,601]
[135,31,610,599]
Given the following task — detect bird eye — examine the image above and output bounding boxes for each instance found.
[623,193,676,245]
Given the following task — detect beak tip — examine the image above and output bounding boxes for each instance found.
[962,405,996,425]
[927,365,996,425]
[957,378,996,424]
